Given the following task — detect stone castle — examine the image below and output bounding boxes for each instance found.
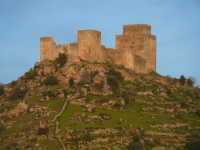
[40,24,156,74]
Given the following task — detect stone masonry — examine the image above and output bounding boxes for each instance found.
[40,24,156,73]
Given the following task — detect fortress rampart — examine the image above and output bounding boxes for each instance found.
[40,24,156,73]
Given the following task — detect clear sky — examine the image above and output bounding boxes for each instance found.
[0,0,200,86]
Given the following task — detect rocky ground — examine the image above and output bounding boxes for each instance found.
[0,57,200,150]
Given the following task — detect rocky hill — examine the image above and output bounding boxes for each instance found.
[0,54,200,150]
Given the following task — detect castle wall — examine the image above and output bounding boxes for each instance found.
[147,35,156,73]
[40,24,156,75]
[68,42,78,56]
[115,34,147,60]
[134,55,147,73]
[104,47,134,70]
[53,43,68,60]
[40,37,54,61]
[78,30,102,62]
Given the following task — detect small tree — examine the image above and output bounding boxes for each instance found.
[44,75,59,85]
[56,53,66,67]
[69,78,74,86]
[25,69,38,79]
[187,76,196,86]
[179,75,186,86]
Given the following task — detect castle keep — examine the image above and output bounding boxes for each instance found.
[40,24,156,74]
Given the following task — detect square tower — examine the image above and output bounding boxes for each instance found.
[78,30,102,62]
[115,24,156,73]
[40,37,54,61]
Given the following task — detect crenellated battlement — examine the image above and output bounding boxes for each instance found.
[40,24,156,74]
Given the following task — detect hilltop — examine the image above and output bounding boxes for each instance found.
[0,54,200,150]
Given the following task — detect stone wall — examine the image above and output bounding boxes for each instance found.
[147,35,156,73]
[68,42,78,56]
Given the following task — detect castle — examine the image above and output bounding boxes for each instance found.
[40,24,156,74]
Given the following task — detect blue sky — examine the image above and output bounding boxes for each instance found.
[0,0,200,86]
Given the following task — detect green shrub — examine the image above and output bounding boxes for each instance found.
[166,89,172,95]
[196,109,200,117]
[56,53,66,67]
[99,96,108,103]
[0,85,5,96]
[42,90,56,98]
[93,82,104,91]
[112,103,121,109]
[179,75,186,86]
[121,91,129,104]
[38,127,49,135]
[126,143,143,150]
[62,89,68,97]
[107,76,119,91]
[0,123,5,134]
[149,71,161,76]
[9,80,17,88]
[25,69,38,79]
[44,75,58,85]
[69,78,74,86]
[107,68,124,81]
[181,101,187,108]
[184,134,200,150]
[82,132,93,141]
[9,88,27,100]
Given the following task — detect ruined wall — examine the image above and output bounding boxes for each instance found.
[68,42,78,56]
[53,43,67,60]
[78,30,102,62]
[147,35,156,73]
[40,37,54,61]
[104,47,134,70]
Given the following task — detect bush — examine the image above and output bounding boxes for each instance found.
[0,85,5,96]
[0,123,5,134]
[56,53,66,67]
[149,71,160,76]
[69,78,74,86]
[121,91,129,104]
[38,127,49,135]
[82,132,93,141]
[166,89,172,96]
[107,76,119,91]
[99,96,108,103]
[93,82,104,91]
[179,75,186,86]
[62,89,68,97]
[196,109,200,117]
[42,90,56,98]
[9,80,17,88]
[107,68,124,81]
[113,103,121,109]
[184,134,200,150]
[25,69,38,79]
[9,87,27,100]
[181,101,187,108]
[44,75,58,85]
[187,76,196,86]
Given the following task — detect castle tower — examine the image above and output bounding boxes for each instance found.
[115,24,156,73]
[40,37,54,61]
[78,30,103,62]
